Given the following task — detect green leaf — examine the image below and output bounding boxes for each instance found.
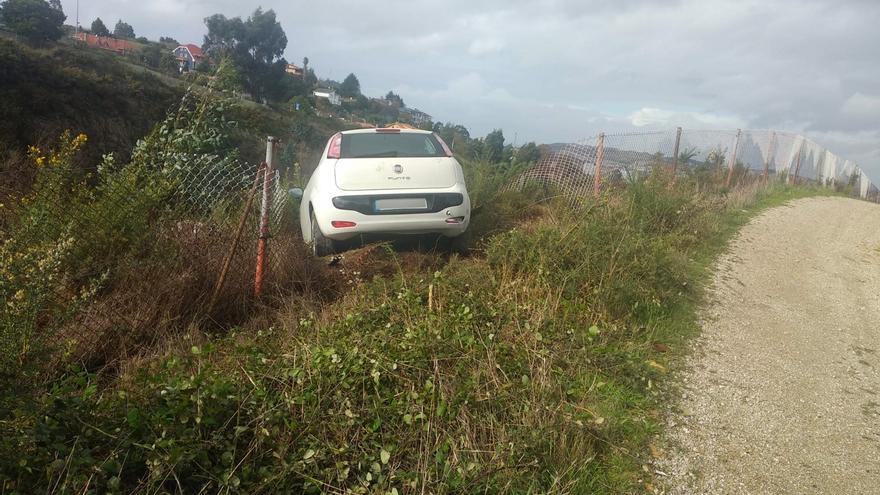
[588,325,600,336]
[380,448,391,464]
[126,408,142,429]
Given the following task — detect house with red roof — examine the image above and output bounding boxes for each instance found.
[172,44,205,72]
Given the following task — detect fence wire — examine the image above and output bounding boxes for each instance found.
[512,128,877,201]
[0,137,304,369]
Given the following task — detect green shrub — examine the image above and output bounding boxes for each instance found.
[1,83,827,493]
[0,73,259,392]
[3,175,781,493]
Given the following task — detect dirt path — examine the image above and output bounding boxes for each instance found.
[661,197,880,494]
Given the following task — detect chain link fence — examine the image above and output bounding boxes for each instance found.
[0,130,330,375]
[4,121,875,375]
[511,128,876,201]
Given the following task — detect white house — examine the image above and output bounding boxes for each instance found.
[399,107,432,127]
[313,88,341,106]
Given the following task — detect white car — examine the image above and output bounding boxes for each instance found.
[292,128,471,256]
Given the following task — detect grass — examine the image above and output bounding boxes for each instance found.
[0,170,838,493]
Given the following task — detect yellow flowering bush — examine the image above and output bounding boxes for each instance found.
[1,132,99,381]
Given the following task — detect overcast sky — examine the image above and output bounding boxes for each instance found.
[60,0,880,176]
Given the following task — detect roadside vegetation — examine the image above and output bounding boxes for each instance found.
[0,109,828,492]
[0,3,838,491]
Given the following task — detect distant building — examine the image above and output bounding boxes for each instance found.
[172,44,205,72]
[399,107,432,127]
[73,32,133,55]
[313,88,341,106]
[285,63,304,78]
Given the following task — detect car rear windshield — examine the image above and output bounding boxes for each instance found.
[340,132,447,158]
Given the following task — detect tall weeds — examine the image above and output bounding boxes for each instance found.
[1,169,812,493]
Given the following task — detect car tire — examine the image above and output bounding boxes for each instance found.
[449,229,471,256]
[310,210,335,257]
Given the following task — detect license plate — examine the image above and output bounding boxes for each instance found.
[374,198,428,211]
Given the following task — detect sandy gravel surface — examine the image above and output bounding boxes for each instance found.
[661,197,880,494]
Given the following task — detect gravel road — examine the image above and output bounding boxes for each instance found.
[661,197,880,494]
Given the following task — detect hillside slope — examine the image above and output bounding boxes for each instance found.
[0,38,181,167]
[0,37,355,201]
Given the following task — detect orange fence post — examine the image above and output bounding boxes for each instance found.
[255,136,278,298]
[208,163,263,313]
[725,129,742,188]
[592,133,605,198]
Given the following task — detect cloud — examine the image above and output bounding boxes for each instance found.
[629,108,747,129]
[841,93,880,122]
[468,38,504,56]
[57,0,880,178]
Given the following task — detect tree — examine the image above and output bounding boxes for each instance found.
[113,19,135,39]
[141,43,179,73]
[0,0,66,45]
[338,73,360,98]
[303,67,317,88]
[90,17,109,36]
[202,8,289,102]
[515,142,542,164]
[385,91,404,107]
[484,129,505,163]
[158,36,178,45]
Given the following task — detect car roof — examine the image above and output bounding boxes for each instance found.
[340,128,432,135]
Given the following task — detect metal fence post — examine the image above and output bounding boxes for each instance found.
[592,133,605,198]
[255,136,278,298]
[670,127,682,185]
[762,131,776,182]
[724,129,742,188]
[207,164,263,314]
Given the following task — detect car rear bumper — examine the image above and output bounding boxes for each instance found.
[321,206,469,240]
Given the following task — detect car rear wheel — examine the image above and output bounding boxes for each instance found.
[449,229,471,256]
[310,210,336,257]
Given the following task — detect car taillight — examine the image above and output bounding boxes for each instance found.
[333,196,372,211]
[434,133,454,157]
[327,133,342,159]
[331,220,357,228]
[434,193,464,209]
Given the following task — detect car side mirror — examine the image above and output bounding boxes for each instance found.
[288,187,304,200]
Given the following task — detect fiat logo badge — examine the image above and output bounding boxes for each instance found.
[393,164,404,174]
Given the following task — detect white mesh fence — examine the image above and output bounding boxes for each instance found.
[512,129,876,200]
